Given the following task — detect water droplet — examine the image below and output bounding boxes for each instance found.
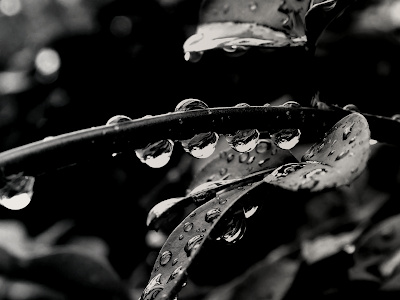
[350,168,358,174]
[0,174,34,210]
[219,217,246,244]
[196,228,200,232]
[172,258,178,265]
[237,186,244,190]
[160,251,172,266]
[258,159,265,166]
[43,136,54,141]
[205,208,222,223]
[190,212,196,218]
[270,163,307,179]
[202,228,207,232]
[305,168,327,178]
[271,148,278,155]
[247,156,255,164]
[249,1,258,11]
[206,175,215,182]
[369,139,378,145]
[299,177,319,190]
[219,198,227,205]
[244,206,258,218]
[317,143,325,152]
[175,99,208,112]
[106,115,132,125]
[183,222,193,232]
[139,274,164,300]
[180,132,219,158]
[343,124,354,140]
[328,150,335,156]
[349,136,356,144]
[178,234,184,240]
[280,101,301,108]
[135,140,174,168]
[391,114,400,122]
[224,153,235,163]
[184,234,204,256]
[225,129,260,153]
[182,282,187,288]
[239,152,249,163]
[343,104,359,112]
[256,140,271,153]
[273,129,301,150]
[332,140,337,146]
[184,51,203,63]
[336,149,350,161]
[167,266,183,283]
[219,168,228,176]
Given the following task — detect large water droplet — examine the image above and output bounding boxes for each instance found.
[135,140,174,168]
[243,206,258,218]
[225,129,260,153]
[205,208,222,223]
[336,149,350,161]
[219,217,246,244]
[249,1,258,11]
[343,104,360,112]
[184,234,204,256]
[280,101,301,108]
[273,129,301,150]
[391,114,400,122]
[184,51,203,63]
[183,222,193,232]
[139,274,164,300]
[343,124,354,140]
[175,99,208,112]
[160,250,172,266]
[181,132,219,158]
[106,115,132,125]
[0,174,34,210]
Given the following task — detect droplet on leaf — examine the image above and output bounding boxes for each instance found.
[183,222,193,232]
[343,104,360,112]
[106,115,132,125]
[160,251,172,266]
[205,208,222,223]
[139,274,164,300]
[184,235,204,256]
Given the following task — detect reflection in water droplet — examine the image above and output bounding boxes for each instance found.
[343,104,359,112]
[227,153,235,162]
[328,150,335,156]
[270,163,306,179]
[184,51,203,63]
[256,140,271,153]
[281,101,301,108]
[175,99,208,112]
[139,274,164,300]
[181,132,219,159]
[225,129,260,153]
[184,235,204,256]
[219,167,228,176]
[0,174,34,210]
[336,149,350,161]
[178,234,184,240]
[239,152,249,163]
[219,217,246,244]
[249,1,258,11]
[135,140,174,168]
[244,206,258,218]
[349,136,356,144]
[247,156,255,164]
[205,208,222,223]
[274,129,301,150]
[167,266,183,283]
[106,115,132,125]
[343,123,354,140]
[183,222,193,232]
[160,251,172,266]
[172,258,178,265]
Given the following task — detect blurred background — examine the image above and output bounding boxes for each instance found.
[0,0,399,299]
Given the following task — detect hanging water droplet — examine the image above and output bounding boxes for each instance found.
[181,132,219,159]
[183,222,193,232]
[184,235,204,256]
[239,152,249,163]
[205,208,222,223]
[247,156,255,164]
[184,51,203,63]
[219,168,228,176]
[249,1,258,11]
[0,173,34,210]
[172,258,178,265]
[219,217,246,244]
[227,153,235,162]
[167,266,183,283]
[391,114,400,122]
[255,140,271,153]
[178,234,184,240]
[160,251,172,266]
[139,274,164,300]
[343,124,354,140]
[243,206,258,218]
[343,104,360,112]
[225,129,260,153]
[336,149,350,161]
[280,101,301,108]
[106,115,132,125]
[273,129,301,150]
[328,150,335,156]
[135,139,174,168]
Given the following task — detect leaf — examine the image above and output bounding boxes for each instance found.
[18,249,131,300]
[188,139,298,192]
[264,113,371,192]
[142,180,273,300]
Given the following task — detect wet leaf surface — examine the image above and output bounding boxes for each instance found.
[264,113,371,191]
